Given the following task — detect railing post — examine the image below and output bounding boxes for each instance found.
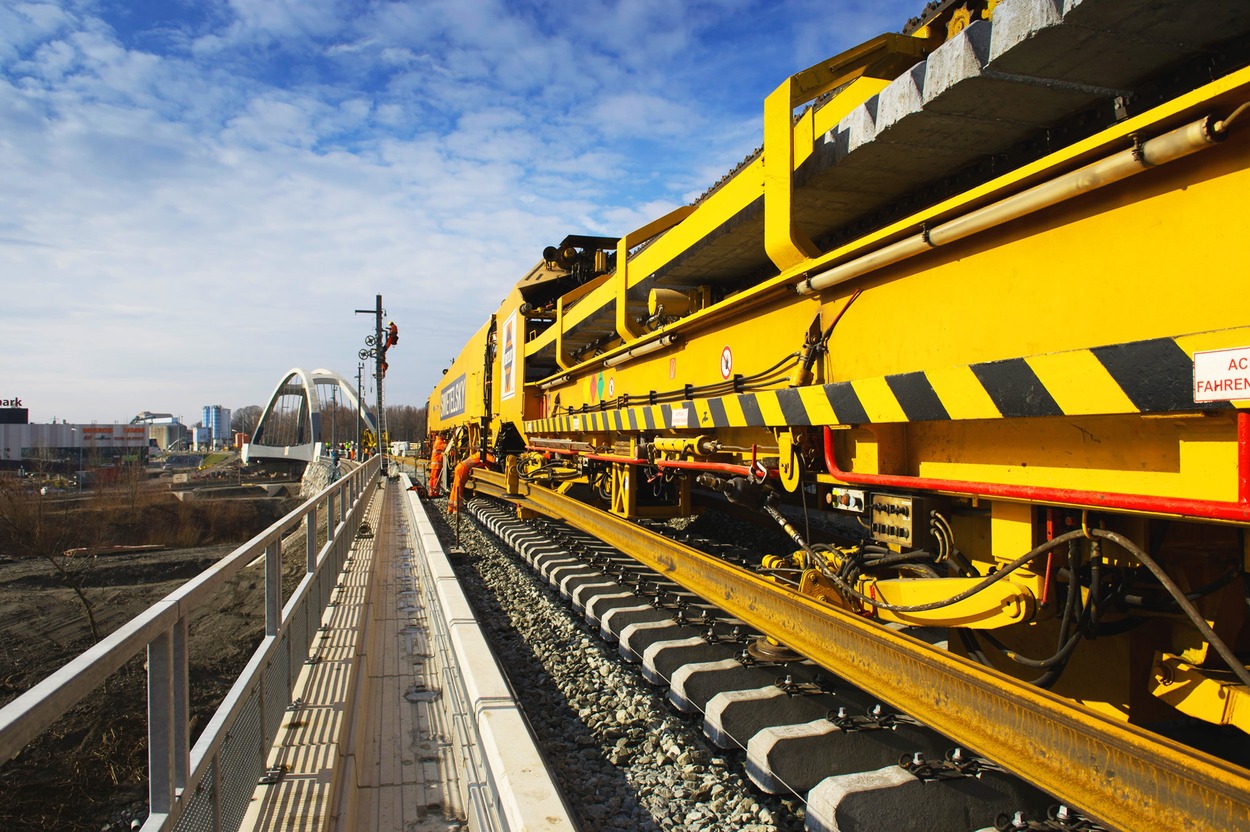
[327,492,336,544]
[173,615,189,790]
[305,505,317,573]
[265,540,281,637]
[148,628,175,817]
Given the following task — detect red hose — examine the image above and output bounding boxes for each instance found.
[654,459,778,479]
[526,445,577,456]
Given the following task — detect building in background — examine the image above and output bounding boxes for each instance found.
[202,405,231,449]
[0,418,149,475]
[0,407,29,426]
[190,426,212,451]
[131,412,191,451]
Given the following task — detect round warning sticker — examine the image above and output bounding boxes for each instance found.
[720,345,733,380]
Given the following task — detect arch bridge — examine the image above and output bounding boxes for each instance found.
[243,367,378,472]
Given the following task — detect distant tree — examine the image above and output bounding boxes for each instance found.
[322,400,358,448]
[231,405,262,436]
[383,405,427,440]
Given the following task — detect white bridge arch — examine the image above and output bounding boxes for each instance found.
[243,367,378,468]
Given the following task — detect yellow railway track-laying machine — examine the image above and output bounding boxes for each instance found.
[428,0,1250,826]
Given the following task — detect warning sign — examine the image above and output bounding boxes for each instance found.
[720,346,733,380]
[500,311,517,401]
[1194,346,1250,402]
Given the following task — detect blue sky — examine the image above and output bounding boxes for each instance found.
[2,0,917,426]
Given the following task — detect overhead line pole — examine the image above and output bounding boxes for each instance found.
[355,294,386,476]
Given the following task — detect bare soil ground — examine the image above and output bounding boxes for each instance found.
[0,495,303,832]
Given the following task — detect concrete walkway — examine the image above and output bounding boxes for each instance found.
[239,476,575,832]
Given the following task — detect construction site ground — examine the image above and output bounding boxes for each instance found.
[0,491,302,832]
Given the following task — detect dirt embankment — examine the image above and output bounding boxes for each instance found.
[0,492,303,832]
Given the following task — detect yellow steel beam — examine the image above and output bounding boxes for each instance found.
[554,295,571,371]
[1151,653,1250,733]
[763,33,935,271]
[466,470,1250,832]
[764,74,892,270]
[783,33,937,108]
[616,205,695,343]
[763,76,823,270]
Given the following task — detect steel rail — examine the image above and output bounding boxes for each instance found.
[465,470,1250,832]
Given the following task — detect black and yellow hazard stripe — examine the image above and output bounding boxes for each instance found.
[525,331,1246,435]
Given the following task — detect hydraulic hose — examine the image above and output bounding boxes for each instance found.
[979,542,1097,671]
[816,528,1091,614]
[959,530,1249,690]
[813,525,1249,692]
[1121,567,1240,610]
[1093,528,1250,690]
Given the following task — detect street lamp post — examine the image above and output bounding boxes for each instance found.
[69,428,82,492]
[356,362,363,462]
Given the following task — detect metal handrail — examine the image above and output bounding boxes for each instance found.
[0,457,381,831]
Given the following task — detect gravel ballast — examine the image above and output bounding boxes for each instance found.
[425,497,806,832]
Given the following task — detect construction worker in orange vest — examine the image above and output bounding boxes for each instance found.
[428,433,447,497]
[448,451,495,513]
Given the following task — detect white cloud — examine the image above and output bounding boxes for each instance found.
[0,3,77,63]
[225,0,346,40]
[590,91,698,139]
[223,94,322,148]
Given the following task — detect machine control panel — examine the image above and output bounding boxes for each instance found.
[825,487,866,513]
[869,494,924,547]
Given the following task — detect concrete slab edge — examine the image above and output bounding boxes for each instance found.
[403,482,577,832]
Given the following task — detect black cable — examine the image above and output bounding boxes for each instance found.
[859,550,939,570]
[817,528,1092,614]
[1092,528,1250,690]
[518,460,581,484]
[978,542,1093,671]
[1120,567,1240,610]
[963,530,1250,691]
[622,352,801,405]
[961,627,1081,689]
[930,512,977,577]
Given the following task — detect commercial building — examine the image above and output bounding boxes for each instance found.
[131,412,191,451]
[0,418,149,475]
[202,405,232,449]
